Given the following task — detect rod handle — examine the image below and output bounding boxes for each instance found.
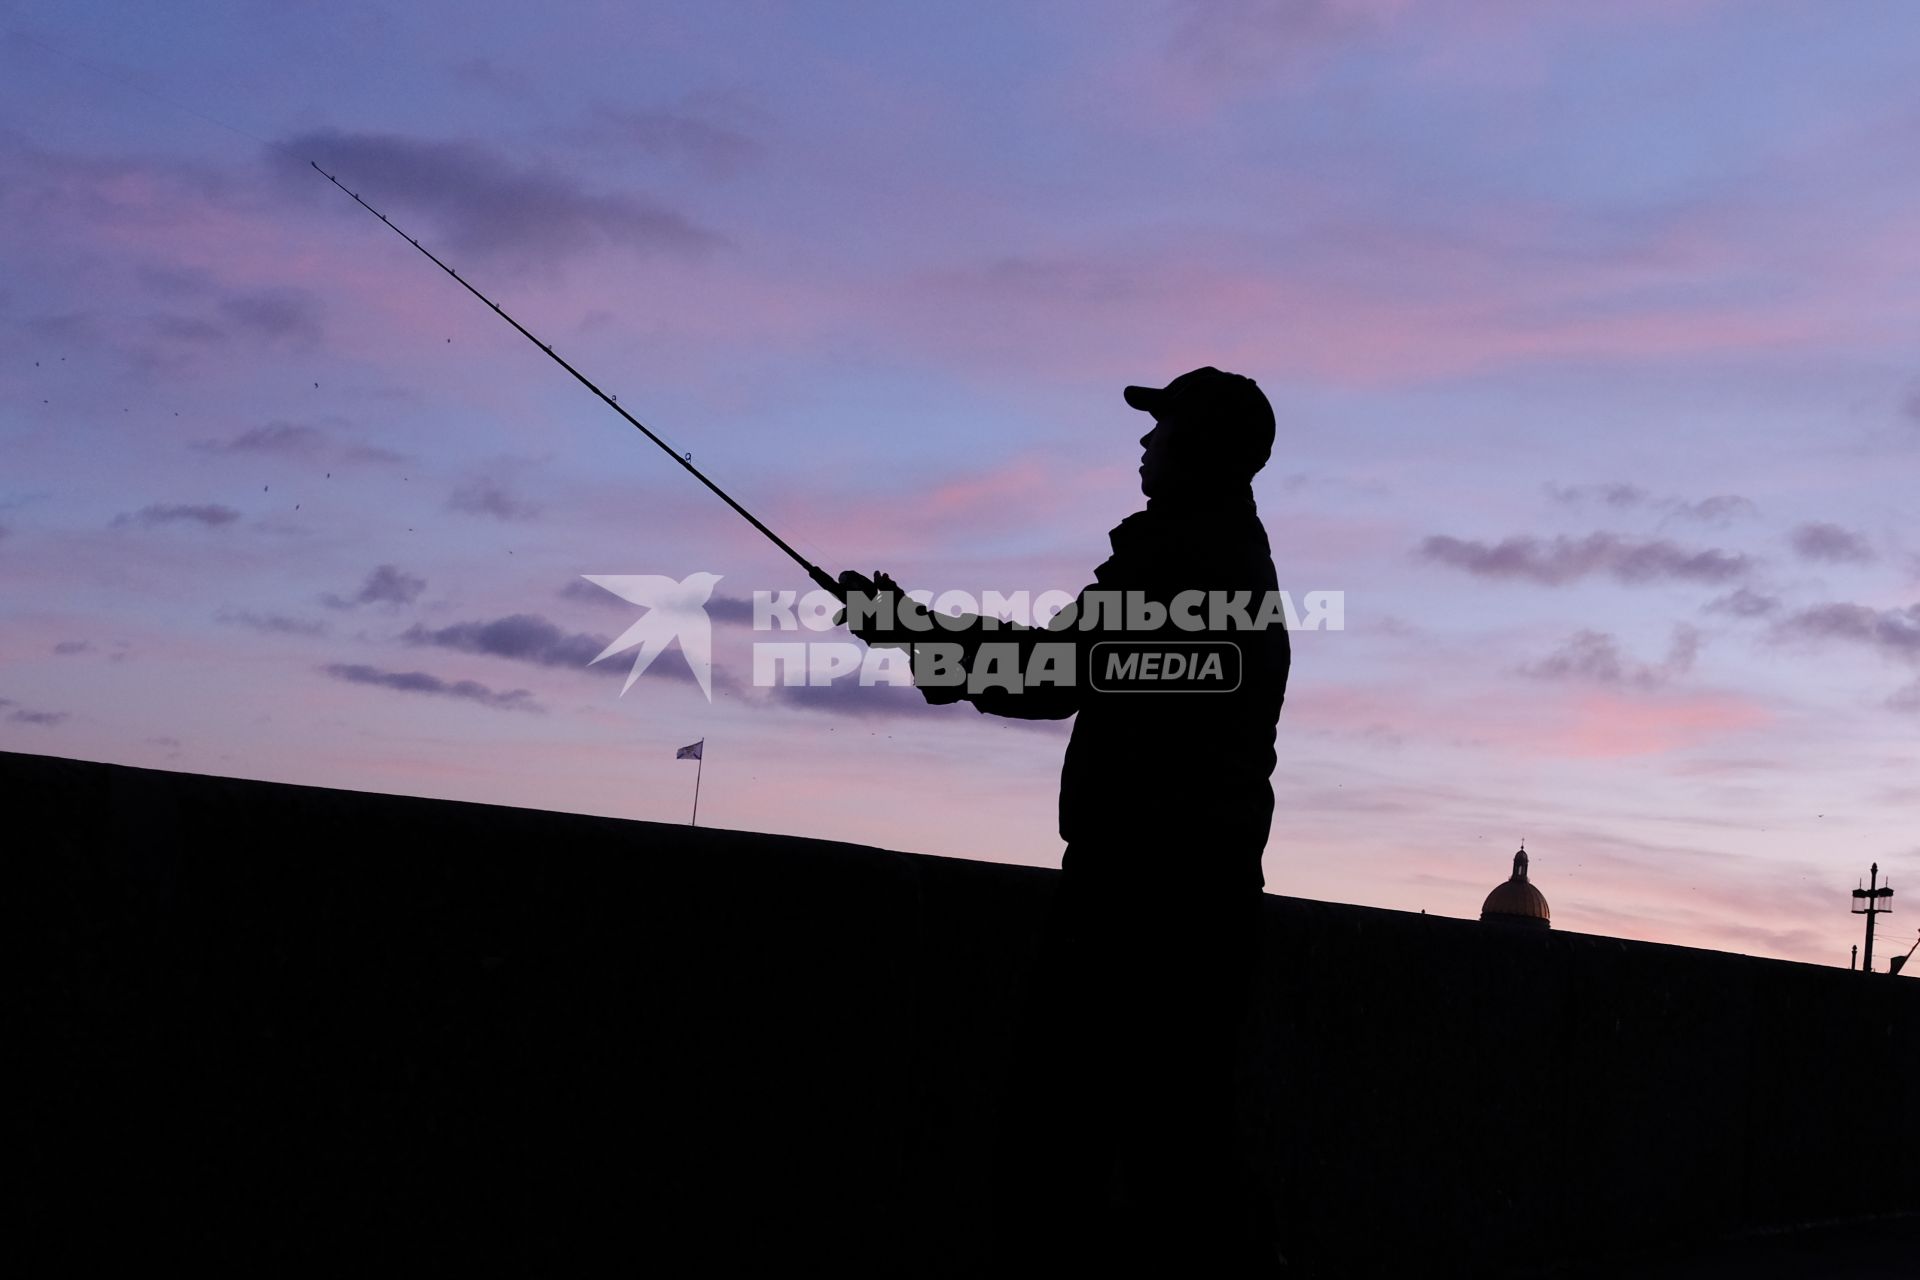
[809,565,848,601]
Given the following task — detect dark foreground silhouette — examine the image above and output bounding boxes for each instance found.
[840,367,1292,1271]
[16,751,1920,1276]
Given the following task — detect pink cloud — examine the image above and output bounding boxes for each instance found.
[12,117,1906,404]
[1540,690,1772,758]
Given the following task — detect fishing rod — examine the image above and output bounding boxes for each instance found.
[312,161,844,599]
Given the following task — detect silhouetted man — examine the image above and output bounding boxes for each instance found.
[838,367,1290,1274]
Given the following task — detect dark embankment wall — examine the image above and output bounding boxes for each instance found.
[12,749,1916,1275]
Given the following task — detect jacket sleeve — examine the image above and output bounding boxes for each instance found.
[912,587,1094,721]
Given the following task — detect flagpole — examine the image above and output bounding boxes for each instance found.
[690,750,703,827]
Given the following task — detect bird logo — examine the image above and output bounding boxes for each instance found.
[580,572,723,700]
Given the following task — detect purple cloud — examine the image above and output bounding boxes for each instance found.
[320,662,541,712]
[1773,603,1920,663]
[1,695,69,726]
[149,313,225,344]
[52,640,90,655]
[218,611,329,636]
[762,668,1067,733]
[404,613,609,670]
[448,57,535,101]
[144,287,322,350]
[1519,626,1701,689]
[112,503,241,529]
[193,422,326,457]
[1163,0,1393,88]
[1672,495,1757,525]
[405,611,736,691]
[219,288,324,345]
[768,675,954,720]
[560,578,628,608]
[580,102,761,177]
[1789,522,1875,565]
[1545,484,1754,526]
[192,421,406,469]
[1417,532,1752,586]
[449,481,539,522]
[1545,482,1649,510]
[322,564,427,609]
[282,129,725,264]
[24,310,98,347]
[559,578,756,624]
[1705,588,1780,619]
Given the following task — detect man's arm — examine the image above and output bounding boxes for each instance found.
[836,570,1085,721]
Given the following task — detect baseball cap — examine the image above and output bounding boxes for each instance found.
[1123,366,1275,472]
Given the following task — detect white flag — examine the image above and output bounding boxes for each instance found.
[676,740,704,761]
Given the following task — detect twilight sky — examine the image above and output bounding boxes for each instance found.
[4,0,1918,965]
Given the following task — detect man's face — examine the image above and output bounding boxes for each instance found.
[1138,414,1185,496]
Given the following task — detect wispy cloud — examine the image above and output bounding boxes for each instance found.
[1163,0,1407,91]
[219,288,324,346]
[320,662,541,712]
[448,481,539,522]
[1519,626,1701,689]
[194,421,327,457]
[405,612,609,671]
[580,101,761,178]
[218,610,329,636]
[767,675,965,721]
[559,577,756,624]
[1671,495,1758,526]
[1545,481,1650,510]
[283,129,726,265]
[448,57,535,102]
[1546,483,1754,526]
[1773,602,1920,663]
[404,611,734,691]
[1418,532,1751,586]
[1704,587,1779,618]
[192,421,406,467]
[1788,522,1875,565]
[0,695,69,726]
[90,275,318,356]
[321,564,426,610]
[112,503,241,529]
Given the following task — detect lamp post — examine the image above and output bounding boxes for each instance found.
[1852,862,1894,973]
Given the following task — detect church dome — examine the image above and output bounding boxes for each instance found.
[1481,845,1550,928]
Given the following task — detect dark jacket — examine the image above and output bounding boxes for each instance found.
[927,488,1289,889]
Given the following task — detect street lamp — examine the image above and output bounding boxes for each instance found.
[1851,862,1894,973]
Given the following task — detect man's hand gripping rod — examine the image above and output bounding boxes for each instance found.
[313,161,845,601]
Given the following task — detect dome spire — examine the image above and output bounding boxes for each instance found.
[1482,841,1550,928]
